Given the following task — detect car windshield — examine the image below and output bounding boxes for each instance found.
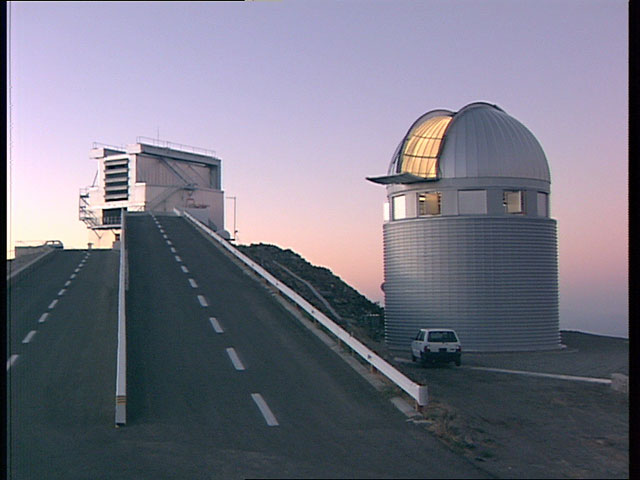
[428,331,458,343]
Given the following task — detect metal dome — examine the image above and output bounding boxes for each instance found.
[377,102,550,184]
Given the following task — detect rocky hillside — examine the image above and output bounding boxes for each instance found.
[237,243,385,341]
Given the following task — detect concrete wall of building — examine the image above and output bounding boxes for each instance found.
[143,186,224,230]
[87,229,119,250]
[134,154,214,188]
[81,142,225,244]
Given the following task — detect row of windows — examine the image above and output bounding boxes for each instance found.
[387,190,548,220]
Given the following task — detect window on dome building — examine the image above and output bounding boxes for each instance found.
[418,192,441,216]
[537,192,549,217]
[504,190,524,214]
[458,190,487,214]
[392,195,406,220]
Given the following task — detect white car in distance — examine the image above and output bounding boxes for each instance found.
[411,329,462,366]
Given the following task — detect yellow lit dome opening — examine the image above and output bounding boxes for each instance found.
[399,115,452,179]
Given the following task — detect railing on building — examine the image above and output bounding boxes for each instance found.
[79,188,100,229]
[92,141,126,152]
[79,189,125,229]
[136,136,217,158]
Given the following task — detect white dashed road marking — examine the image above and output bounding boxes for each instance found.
[251,393,279,426]
[175,255,182,263]
[64,280,71,287]
[464,366,613,385]
[48,299,58,310]
[226,348,246,371]
[58,289,66,296]
[197,295,208,307]
[188,278,198,288]
[7,355,19,371]
[170,247,177,253]
[38,313,49,323]
[22,330,37,344]
[181,265,189,273]
[209,317,223,334]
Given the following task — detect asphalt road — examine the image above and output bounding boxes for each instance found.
[123,213,488,479]
[5,214,489,479]
[7,249,120,479]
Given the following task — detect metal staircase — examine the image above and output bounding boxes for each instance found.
[79,188,100,228]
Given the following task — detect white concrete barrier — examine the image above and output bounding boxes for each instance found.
[115,212,127,425]
[178,209,428,407]
[610,373,628,394]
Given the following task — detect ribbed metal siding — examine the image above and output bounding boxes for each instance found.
[383,216,559,352]
[438,105,551,182]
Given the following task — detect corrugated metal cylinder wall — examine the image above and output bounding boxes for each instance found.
[383,216,560,352]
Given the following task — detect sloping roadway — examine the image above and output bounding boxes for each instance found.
[5,214,488,479]
[7,249,120,479]
[124,213,488,479]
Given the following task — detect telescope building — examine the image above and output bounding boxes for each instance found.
[79,139,227,248]
[368,102,560,352]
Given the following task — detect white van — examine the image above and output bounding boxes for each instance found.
[411,329,462,366]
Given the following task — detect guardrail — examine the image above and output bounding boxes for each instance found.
[115,212,127,426]
[177,208,428,408]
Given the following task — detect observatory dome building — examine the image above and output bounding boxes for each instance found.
[368,102,559,352]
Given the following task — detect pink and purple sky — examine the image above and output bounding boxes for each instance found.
[7,1,628,337]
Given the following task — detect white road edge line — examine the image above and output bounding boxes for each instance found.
[188,278,198,288]
[48,299,58,310]
[38,312,49,323]
[465,366,613,384]
[197,295,208,307]
[209,317,223,334]
[181,265,189,273]
[226,348,246,371]
[7,355,19,371]
[22,330,37,344]
[251,393,279,426]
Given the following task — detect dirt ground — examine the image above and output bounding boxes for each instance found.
[392,331,629,479]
